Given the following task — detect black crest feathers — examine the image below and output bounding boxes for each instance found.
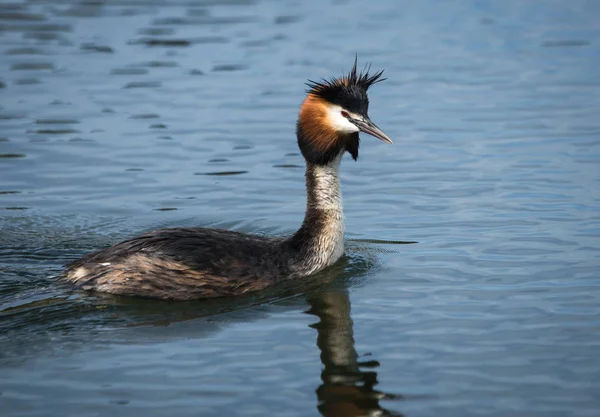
[305,56,385,115]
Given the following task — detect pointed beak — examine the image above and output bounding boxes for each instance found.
[351,116,393,144]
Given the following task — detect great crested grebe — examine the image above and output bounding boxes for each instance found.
[61,59,393,300]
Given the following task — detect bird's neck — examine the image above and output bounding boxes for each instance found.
[288,152,345,275]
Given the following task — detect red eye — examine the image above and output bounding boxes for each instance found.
[341,111,349,118]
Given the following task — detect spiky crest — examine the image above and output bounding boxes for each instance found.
[305,57,385,115]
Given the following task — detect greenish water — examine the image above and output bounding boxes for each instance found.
[1,0,599,416]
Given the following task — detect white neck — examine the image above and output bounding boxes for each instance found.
[310,152,344,212]
[290,152,345,276]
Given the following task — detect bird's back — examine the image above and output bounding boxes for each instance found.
[62,228,291,300]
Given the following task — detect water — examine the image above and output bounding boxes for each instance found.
[1,0,599,415]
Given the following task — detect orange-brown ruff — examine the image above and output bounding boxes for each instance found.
[61,59,393,300]
[298,95,339,152]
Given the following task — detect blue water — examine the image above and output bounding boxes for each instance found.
[1,0,599,416]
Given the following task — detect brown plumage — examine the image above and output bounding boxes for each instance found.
[298,95,340,152]
[60,58,393,300]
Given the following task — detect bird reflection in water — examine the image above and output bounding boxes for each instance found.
[307,289,404,417]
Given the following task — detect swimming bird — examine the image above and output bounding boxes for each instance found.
[61,59,393,300]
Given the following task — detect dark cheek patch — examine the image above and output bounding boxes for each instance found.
[345,133,360,161]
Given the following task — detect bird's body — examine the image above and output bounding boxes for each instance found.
[61,59,392,300]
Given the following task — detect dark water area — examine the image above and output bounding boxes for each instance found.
[1,0,599,416]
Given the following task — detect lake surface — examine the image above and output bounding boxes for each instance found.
[1,0,599,416]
